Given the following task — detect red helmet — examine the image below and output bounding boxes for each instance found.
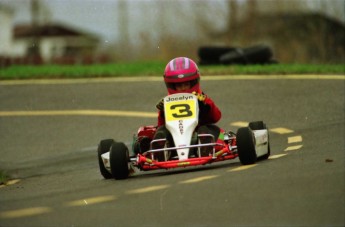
[163,57,201,94]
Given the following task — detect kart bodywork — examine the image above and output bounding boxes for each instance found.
[98,93,270,180]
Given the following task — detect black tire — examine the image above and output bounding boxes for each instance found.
[98,139,114,179]
[243,45,273,64]
[110,142,130,180]
[237,127,257,165]
[249,121,265,130]
[220,45,273,65]
[219,48,248,64]
[198,46,236,64]
[248,121,271,160]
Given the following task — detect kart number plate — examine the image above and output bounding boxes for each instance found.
[165,101,196,121]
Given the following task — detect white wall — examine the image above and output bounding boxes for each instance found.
[0,6,14,56]
[40,37,66,62]
[11,39,27,57]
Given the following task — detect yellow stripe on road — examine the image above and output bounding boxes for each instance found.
[269,154,288,159]
[1,75,344,86]
[126,185,170,194]
[228,164,257,172]
[0,77,162,85]
[270,127,294,134]
[0,207,52,219]
[0,110,156,118]
[0,179,21,189]
[179,175,219,184]
[66,195,116,207]
[284,145,303,151]
[230,121,249,127]
[203,75,345,81]
[288,135,303,143]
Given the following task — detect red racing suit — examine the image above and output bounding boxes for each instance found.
[157,92,222,127]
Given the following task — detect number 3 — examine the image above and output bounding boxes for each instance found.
[171,104,192,118]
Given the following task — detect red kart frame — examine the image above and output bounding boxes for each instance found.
[131,125,238,171]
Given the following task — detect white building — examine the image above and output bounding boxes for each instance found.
[0,3,100,64]
[13,23,100,63]
[0,4,14,57]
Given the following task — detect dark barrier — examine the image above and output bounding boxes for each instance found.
[198,44,277,65]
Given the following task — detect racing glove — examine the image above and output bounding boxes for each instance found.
[192,91,207,103]
[156,98,164,111]
[193,91,210,114]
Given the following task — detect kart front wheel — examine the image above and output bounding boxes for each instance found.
[249,121,271,160]
[110,142,130,180]
[237,127,257,165]
[98,139,114,179]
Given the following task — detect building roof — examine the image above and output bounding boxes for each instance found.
[14,23,99,41]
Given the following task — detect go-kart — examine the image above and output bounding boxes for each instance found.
[98,93,270,180]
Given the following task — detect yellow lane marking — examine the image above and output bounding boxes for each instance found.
[0,207,52,219]
[269,154,288,159]
[179,175,218,184]
[228,164,257,172]
[284,145,303,152]
[0,179,21,189]
[66,195,116,207]
[1,75,344,85]
[203,75,345,81]
[0,77,161,85]
[6,179,21,185]
[230,121,248,127]
[0,110,156,118]
[126,185,170,194]
[288,135,303,143]
[270,127,294,134]
[231,123,297,135]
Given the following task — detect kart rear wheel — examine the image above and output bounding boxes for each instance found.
[249,121,271,160]
[237,127,257,165]
[248,121,265,130]
[110,142,130,180]
[98,139,114,179]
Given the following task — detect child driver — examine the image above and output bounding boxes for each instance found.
[153,57,223,157]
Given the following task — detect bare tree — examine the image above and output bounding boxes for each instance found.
[116,0,131,60]
[28,0,41,63]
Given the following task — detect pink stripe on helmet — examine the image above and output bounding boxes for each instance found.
[184,57,189,69]
[169,60,175,71]
[169,57,190,71]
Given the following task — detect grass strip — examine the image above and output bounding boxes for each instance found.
[0,170,9,185]
[0,63,344,80]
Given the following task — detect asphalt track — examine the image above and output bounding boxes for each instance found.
[0,75,344,227]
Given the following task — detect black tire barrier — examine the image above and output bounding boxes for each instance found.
[198,44,277,65]
[198,47,236,63]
